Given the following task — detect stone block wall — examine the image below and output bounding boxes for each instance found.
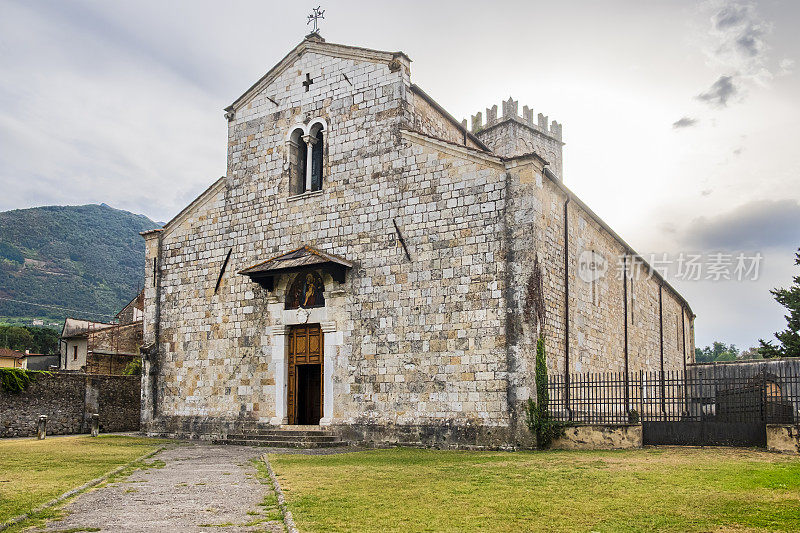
[408,86,483,151]
[90,321,142,355]
[0,372,140,437]
[477,119,564,179]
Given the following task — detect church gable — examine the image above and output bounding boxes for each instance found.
[225,37,410,123]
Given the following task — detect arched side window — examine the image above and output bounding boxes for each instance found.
[286,271,325,310]
[309,124,324,192]
[288,128,306,195]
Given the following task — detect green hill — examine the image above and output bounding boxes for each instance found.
[0,204,161,325]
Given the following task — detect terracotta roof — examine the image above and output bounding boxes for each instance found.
[0,348,26,359]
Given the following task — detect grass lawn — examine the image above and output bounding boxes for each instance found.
[270,447,800,532]
[0,435,167,524]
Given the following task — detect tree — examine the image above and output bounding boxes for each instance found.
[759,248,800,358]
[738,346,763,360]
[524,335,564,448]
[0,326,34,352]
[0,325,58,354]
[695,342,738,363]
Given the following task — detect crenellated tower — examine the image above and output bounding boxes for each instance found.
[465,97,564,180]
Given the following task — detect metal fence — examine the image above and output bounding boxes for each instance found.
[547,368,800,425]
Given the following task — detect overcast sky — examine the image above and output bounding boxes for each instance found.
[1,0,799,350]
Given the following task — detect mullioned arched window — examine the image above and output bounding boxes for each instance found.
[286,120,325,196]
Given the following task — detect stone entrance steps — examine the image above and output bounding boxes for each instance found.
[213,425,346,448]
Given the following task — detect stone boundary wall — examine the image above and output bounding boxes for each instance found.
[0,372,140,437]
[551,424,642,450]
[767,424,800,454]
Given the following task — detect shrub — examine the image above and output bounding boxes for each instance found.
[122,357,142,376]
[524,335,565,448]
[0,368,49,394]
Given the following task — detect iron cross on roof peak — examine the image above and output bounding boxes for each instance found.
[307,6,325,34]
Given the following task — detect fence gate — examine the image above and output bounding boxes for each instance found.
[548,368,799,447]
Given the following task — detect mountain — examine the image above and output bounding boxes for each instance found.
[0,204,161,325]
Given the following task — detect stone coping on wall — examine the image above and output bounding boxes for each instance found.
[551,424,643,450]
[766,424,800,454]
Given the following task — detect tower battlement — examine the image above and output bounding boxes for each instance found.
[467,97,562,141]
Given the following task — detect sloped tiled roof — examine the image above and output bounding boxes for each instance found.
[239,245,353,276]
[0,348,26,359]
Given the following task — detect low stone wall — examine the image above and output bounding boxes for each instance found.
[143,416,522,449]
[142,415,254,441]
[767,424,800,454]
[332,422,521,450]
[0,372,140,437]
[551,424,642,450]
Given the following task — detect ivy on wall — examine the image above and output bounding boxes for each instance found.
[0,368,50,394]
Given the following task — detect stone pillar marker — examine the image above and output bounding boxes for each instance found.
[37,415,47,440]
[91,413,100,437]
[269,325,289,426]
[320,321,340,426]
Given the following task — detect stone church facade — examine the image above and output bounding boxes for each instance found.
[140,34,695,447]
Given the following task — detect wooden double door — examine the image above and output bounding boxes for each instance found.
[287,324,323,425]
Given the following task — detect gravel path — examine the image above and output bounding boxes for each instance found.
[33,443,284,533]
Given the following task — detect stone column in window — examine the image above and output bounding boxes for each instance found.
[302,134,317,192]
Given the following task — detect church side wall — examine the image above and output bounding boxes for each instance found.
[504,161,693,434]
[408,90,483,150]
[141,184,240,438]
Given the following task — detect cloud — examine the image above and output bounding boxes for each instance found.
[696,75,738,107]
[705,1,772,78]
[673,117,698,129]
[713,3,748,29]
[735,26,766,58]
[779,58,795,76]
[0,1,227,222]
[684,199,800,250]
[694,1,782,109]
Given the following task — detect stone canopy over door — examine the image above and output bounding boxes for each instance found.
[239,245,352,427]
